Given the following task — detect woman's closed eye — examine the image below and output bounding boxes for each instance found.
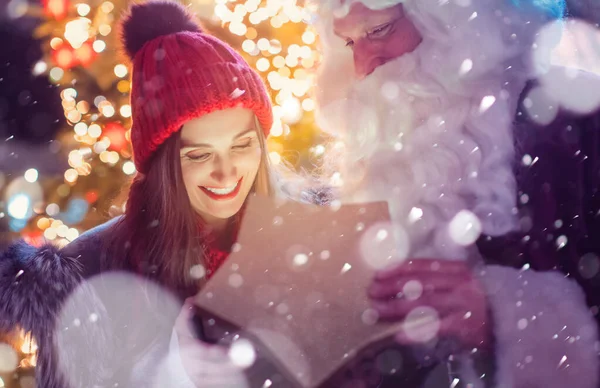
[186,152,211,162]
[183,139,254,161]
[232,139,254,150]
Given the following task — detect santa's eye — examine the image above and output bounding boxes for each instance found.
[367,20,398,40]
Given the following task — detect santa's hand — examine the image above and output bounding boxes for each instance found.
[368,259,490,352]
[174,298,249,387]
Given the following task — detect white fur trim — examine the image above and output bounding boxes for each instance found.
[313,0,553,260]
[482,265,599,388]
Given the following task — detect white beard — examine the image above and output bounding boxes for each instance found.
[315,0,552,260]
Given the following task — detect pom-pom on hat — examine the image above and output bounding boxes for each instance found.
[120,1,273,173]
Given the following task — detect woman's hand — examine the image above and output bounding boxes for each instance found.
[174,298,249,387]
[368,259,491,352]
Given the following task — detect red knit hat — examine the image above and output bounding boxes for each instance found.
[120,1,273,173]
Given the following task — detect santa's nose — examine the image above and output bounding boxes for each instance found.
[352,42,385,79]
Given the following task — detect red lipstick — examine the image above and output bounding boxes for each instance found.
[200,178,243,201]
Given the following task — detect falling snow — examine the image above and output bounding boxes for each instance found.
[578,253,600,279]
[228,339,256,368]
[479,95,496,113]
[229,88,246,99]
[361,309,379,325]
[293,253,309,266]
[448,210,482,246]
[558,355,568,368]
[459,59,473,76]
[341,263,352,274]
[403,306,441,343]
[189,264,206,279]
[518,318,528,330]
[228,273,244,288]
[556,235,568,250]
[403,280,423,301]
[0,344,18,373]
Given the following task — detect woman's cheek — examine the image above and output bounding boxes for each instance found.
[181,161,208,186]
[237,148,262,170]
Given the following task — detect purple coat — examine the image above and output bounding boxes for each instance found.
[479,81,600,321]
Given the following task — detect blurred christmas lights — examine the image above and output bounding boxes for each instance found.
[5,0,323,250]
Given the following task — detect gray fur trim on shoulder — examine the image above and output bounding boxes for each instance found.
[482,265,599,388]
[0,241,113,387]
[0,241,82,336]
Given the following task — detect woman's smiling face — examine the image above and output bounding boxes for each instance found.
[179,107,262,226]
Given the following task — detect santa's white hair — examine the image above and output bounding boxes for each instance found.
[312,0,562,260]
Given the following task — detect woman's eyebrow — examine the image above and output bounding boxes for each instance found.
[233,128,255,139]
[180,128,254,149]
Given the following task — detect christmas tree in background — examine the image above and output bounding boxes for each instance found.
[1,0,324,243]
[0,0,323,385]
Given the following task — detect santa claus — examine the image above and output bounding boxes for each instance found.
[313,0,600,386]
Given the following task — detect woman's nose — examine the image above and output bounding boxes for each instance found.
[210,154,237,183]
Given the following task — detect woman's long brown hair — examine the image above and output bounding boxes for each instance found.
[107,119,273,298]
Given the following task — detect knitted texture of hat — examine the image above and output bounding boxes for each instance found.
[120,1,273,173]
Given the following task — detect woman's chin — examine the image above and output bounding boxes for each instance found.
[205,202,245,222]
